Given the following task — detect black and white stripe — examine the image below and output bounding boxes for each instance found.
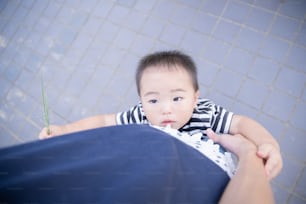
[116,98,233,135]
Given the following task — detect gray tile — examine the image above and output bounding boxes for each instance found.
[11,26,28,45]
[5,109,27,139]
[43,1,61,19]
[0,0,9,12]
[25,52,44,73]
[275,68,305,97]
[31,0,48,14]
[96,21,120,43]
[2,23,19,44]
[259,35,290,62]
[288,195,306,204]
[201,0,227,16]
[159,23,186,46]
[20,120,40,142]
[33,16,52,35]
[280,127,306,163]
[123,10,147,32]
[152,0,177,20]
[68,103,95,122]
[10,5,29,26]
[197,59,219,87]
[178,0,203,9]
[117,52,139,79]
[279,0,306,19]
[180,30,208,58]
[64,71,91,98]
[169,3,197,27]
[116,0,136,8]
[95,91,122,114]
[207,91,235,111]
[24,30,43,50]
[245,6,274,32]
[290,101,306,132]
[90,66,115,92]
[213,20,240,43]
[74,0,99,13]
[15,69,34,88]
[248,56,280,85]
[202,38,230,65]
[274,156,303,190]
[257,114,285,142]
[224,47,254,74]
[271,183,290,204]
[303,89,306,102]
[1,0,18,19]
[4,62,22,82]
[231,101,259,119]
[101,47,126,68]
[286,45,306,72]
[14,47,32,67]
[6,87,37,117]
[270,15,300,40]
[222,0,251,23]
[263,90,296,121]
[235,27,265,53]
[1,43,17,66]
[108,4,131,25]
[0,126,18,148]
[213,69,244,98]
[0,102,13,127]
[92,1,114,18]
[191,11,217,35]
[295,167,306,199]
[134,0,156,11]
[105,72,133,100]
[20,0,35,9]
[254,0,280,11]
[130,34,155,56]
[81,16,103,37]
[113,28,136,49]
[54,94,77,119]
[296,22,306,47]
[141,16,166,38]
[238,80,270,109]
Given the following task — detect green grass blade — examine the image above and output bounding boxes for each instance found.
[41,74,51,135]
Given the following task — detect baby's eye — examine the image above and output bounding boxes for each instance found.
[148,99,158,104]
[173,97,183,102]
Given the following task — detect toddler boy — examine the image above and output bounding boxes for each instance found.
[39,50,282,180]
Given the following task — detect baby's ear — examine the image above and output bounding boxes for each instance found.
[194,90,200,107]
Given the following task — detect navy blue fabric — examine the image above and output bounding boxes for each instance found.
[0,125,229,203]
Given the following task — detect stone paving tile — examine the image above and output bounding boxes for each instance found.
[0,1,305,203]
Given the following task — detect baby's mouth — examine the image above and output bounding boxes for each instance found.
[161,120,175,127]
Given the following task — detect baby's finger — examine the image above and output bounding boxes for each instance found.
[206,128,220,142]
[265,152,283,180]
[257,144,272,159]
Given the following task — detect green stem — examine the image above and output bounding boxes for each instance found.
[41,74,51,135]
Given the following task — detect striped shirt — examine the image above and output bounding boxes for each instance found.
[116,98,234,136]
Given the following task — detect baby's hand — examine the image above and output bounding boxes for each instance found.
[257,143,283,180]
[39,125,64,139]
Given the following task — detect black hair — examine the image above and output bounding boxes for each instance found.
[136,50,199,95]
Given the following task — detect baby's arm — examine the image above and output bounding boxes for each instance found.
[39,114,117,139]
[229,115,282,179]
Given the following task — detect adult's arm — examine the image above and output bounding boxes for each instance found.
[207,129,275,204]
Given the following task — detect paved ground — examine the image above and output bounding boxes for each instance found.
[0,0,305,203]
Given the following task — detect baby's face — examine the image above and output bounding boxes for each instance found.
[139,65,199,129]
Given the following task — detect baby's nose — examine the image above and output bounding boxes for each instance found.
[161,102,172,115]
